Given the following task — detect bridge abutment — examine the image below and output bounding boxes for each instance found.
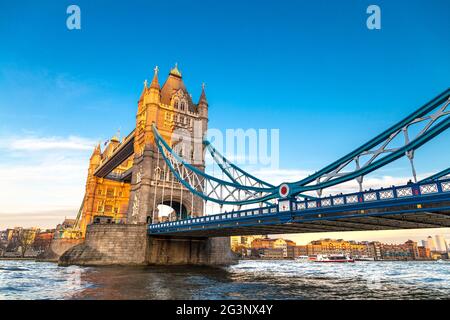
[58,224,237,267]
[147,236,237,266]
[59,224,148,266]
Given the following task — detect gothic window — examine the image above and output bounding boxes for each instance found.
[97,201,103,212]
[180,101,185,111]
[106,188,114,197]
[154,167,161,180]
[174,100,179,109]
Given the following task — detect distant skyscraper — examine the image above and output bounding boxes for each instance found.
[435,235,447,252]
[426,236,437,251]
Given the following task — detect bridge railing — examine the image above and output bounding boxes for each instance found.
[149,178,450,232]
[293,178,450,212]
[149,205,279,231]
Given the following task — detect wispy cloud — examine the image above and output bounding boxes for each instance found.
[0,133,96,229]
[0,135,96,152]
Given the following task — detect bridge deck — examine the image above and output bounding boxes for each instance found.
[149,179,450,237]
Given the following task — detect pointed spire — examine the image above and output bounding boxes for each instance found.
[198,82,208,105]
[139,79,148,101]
[92,143,101,156]
[150,66,160,89]
[169,63,182,77]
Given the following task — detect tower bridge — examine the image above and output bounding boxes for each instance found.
[59,65,450,266]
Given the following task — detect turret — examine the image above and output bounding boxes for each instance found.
[197,83,208,118]
[147,66,161,104]
[104,131,121,158]
[88,143,101,182]
[137,80,148,115]
[139,80,148,102]
[89,144,102,171]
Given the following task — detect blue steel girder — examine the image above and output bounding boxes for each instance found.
[203,140,275,206]
[286,88,450,197]
[204,140,317,201]
[152,124,279,205]
[204,140,274,188]
[152,89,449,205]
[148,178,450,236]
[418,167,450,184]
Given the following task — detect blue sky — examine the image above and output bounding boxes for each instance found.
[0,1,449,242]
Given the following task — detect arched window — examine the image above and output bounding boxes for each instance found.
[180,101,185,111]
[174,100,179,109]
[154,167,161,180]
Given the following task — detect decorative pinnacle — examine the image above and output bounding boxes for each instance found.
[150,65,160,89]
[144,79,148,88]
[170,62,182,77]
[199,82,207,105]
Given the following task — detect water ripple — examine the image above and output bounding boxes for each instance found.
[0,259,449,299]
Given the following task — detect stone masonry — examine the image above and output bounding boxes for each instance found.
[59,224,237,266]
[59,224,148,266]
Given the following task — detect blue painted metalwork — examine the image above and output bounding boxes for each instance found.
[149,178,450,235]
[204,140,274,188]
[152,124,280,205]
[152,90,450,206]
[292,88,450,188]
[419,167,450,183]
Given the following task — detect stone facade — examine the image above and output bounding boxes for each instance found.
[78,141,132,237]
[59,224,237,266]
[59,224,148,266]
[38,238,83,262]
[127,65,208,225]
[147,236,236,266]
[57,66,237,267]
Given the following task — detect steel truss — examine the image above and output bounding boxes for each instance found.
[152,124,278,205]
[152,89,450,204]
[288,89,450,197]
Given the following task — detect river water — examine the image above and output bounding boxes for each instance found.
[0,259,449,300]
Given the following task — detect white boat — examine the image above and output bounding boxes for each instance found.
[355,256,375,261]
[314,254,355,263]
[295,255,310,262]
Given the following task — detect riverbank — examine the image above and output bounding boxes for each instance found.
[0,257,36,261]
[238,257,448,262]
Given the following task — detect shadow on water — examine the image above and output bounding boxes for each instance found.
[72,265,237,300]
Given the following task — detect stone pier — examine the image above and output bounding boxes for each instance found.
[147,236,236,266]
[38,238,83,262]
[59,224,237,267]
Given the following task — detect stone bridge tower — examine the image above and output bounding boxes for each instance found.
[127,65,208,224]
